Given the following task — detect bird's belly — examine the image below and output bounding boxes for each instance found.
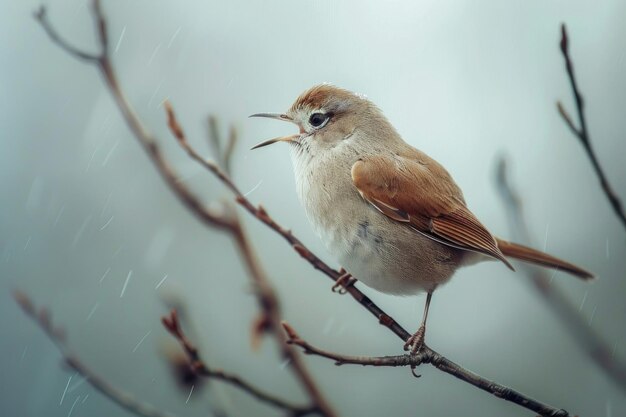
[311,205,463,296]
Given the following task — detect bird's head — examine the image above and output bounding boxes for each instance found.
[250,84,385,154]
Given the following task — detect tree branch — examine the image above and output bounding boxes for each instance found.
[282,322,571,417]
[557,23,626,231]
[496,158,626,392]
[35,3,336,416]
[14,292,180,417]
[161,310,314,415]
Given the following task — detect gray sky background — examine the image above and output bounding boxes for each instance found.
[1,1,626,416]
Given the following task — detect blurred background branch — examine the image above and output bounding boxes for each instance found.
[557,24,626,231]
[496,158,626,392]
[14,292,180,417]
[161,309,315,415]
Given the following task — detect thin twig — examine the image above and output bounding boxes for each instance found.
[35,3,336,416]
[207,116,223,168]
[557,23,626,231]
[283,322,427,368]
[34,7,100,61]
[14,292,180,417]
[496,158,626,392]
[223,125,238,175]
[162,310,313,415]
[282,322,571,417]
[204,116,237,174]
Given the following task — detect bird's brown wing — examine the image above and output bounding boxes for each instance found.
[351,154,513,269]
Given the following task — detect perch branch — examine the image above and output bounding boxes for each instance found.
[496,158,626,392]
[282,322,571,417]
[557,24,626,230]
[161,310,314,415]
[35,3,336,416]
[14,292,179,417]
[36,3,578,416]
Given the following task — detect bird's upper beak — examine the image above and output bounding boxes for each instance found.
[249,113,300,150]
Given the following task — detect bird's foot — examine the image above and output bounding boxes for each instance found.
[404,324,426,355]
[331,270,356,295]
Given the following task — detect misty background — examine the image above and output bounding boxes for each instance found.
[2,0,626,416]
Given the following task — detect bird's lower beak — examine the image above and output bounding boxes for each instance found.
[250,134,299,150]
[249,112,299,150]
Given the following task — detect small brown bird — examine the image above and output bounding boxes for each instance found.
[251,84,593,353]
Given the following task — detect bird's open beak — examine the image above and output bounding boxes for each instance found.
[249,113,299,150]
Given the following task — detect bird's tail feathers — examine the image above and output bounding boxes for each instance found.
[496,238,594,280]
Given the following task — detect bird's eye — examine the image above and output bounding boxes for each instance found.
[309,112,329,128]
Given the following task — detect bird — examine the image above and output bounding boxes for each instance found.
[250,84,593,353]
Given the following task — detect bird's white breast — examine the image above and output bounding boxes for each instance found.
[289,142,462,296]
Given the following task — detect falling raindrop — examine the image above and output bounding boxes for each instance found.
[155,274,168,290]
[60,374,73,405]
[243,180,263,197]
[99,267,111,284]
[71,215,92,250]
[578,291,588,311]
[120,270,132,298]
[186,385,195,404]
[99,215,114,231]
[114,26,127,53]
[167,27,181,48]
[132,330,152,353]
[102,139,120,167]
[147,43,162,67]
[85,303,99,322]
[67,396,80,417]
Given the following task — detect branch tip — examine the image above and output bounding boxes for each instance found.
[164,102,185,143]
[560,23,568,54]
[281,321,300,341]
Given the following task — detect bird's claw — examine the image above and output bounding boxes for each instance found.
[403,325,426,355]
[331,271,356,294]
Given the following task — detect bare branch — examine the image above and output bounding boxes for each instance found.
[228,213,336,417]
[207,116,223,166]
[496,158,626,392]
[34,6,100,61]
[162,310,314,415]
[558,23,626,230]
[36,3,336,416]
[223,125,238,174]
[14,292,180,417]
[164,102,242,197]
[283,322,427,368]
[283,322,571,417]
[203,116,237,174]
